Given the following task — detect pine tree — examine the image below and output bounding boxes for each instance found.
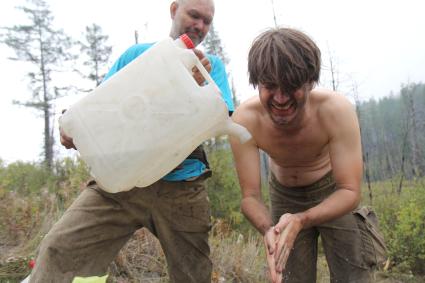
[79,23,112,87]
[202,23,238,106]
[357,82,425,182]
[202,23,229,65]
[1,0,73,169]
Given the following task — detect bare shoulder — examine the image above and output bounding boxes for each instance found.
[230,95,263,148]
[312,88,357,124]
[232,95,263,126]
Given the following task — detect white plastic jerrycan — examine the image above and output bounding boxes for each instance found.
[60,34,251,193]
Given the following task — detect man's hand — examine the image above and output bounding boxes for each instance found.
[264,228,283,283]
[60,126,76,150]
[273,213,304,273]
[192,49,211,86]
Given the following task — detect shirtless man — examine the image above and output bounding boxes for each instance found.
[230,28,379,282]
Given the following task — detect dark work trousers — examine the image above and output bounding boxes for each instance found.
[270,171,381,283]
[30,178,212,283]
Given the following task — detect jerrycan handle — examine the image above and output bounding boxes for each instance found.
[194,57,216,87]
[175,34,217,90]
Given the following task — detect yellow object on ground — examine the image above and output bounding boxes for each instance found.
[72,275,108,283]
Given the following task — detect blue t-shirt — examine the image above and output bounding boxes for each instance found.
[103,42,234,181]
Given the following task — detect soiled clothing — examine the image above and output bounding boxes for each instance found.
[30,40,233,282]
[30,179,212,283]
[269,171,382,283]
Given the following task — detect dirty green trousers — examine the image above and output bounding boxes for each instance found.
[30,178,212,283]
[270,171,386,283]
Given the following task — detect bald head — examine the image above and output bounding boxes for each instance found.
[169,0,215,46]
[176,0,214,9]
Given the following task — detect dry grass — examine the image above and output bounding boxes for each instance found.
[108,229,168,283]
[210,222,267,283]
[107,220,269,283]
[2,188,424,282]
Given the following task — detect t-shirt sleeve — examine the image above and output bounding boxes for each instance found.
[208,55,235,114]
[102,44,152,82]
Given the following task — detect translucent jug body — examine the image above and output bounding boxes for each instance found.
[60,36,251,193]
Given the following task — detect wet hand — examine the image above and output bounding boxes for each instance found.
[192,49,211,86]
[273,213,303,273]
[264,228,283,283]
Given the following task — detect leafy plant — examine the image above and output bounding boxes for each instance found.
[388,186,425,275]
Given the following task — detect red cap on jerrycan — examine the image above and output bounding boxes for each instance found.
[176,33,195,49]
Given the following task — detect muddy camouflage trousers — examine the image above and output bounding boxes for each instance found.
[269,171,387,283]
[30,178,212,283]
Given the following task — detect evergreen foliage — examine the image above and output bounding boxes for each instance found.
[358,82,425,182]
[0,0,73,169]
[78,23,112,87]
[202,23,229,65]
[205,147,245,227]
[201,23,240,105]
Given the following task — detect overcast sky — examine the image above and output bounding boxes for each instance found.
[0,0,424,163]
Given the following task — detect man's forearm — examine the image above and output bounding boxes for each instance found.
[297,188,360,229]
[241,196,274,235]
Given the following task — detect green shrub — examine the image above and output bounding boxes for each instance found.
[367,180,425,275]
[54,157,90,190]
[205,143,272,232]
[2,156,425,281]
[388,186,425,275]
[205,147,245,227]
[0,161,53,195]
[0,158,90,250]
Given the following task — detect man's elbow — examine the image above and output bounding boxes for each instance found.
[339,184,362,211]
[240,197,249,217]
[350,188,362,210]
[352,197,361,210]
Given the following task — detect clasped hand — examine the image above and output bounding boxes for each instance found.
[264,213,303,283]
[192,49,211,86]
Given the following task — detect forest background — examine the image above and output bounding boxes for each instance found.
[0,0,424,282]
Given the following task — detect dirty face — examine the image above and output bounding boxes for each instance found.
[259,83,310,128]
[169,0,215,46]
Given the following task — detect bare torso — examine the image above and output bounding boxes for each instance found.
[246,90,333,187]
[231,85,362,244]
